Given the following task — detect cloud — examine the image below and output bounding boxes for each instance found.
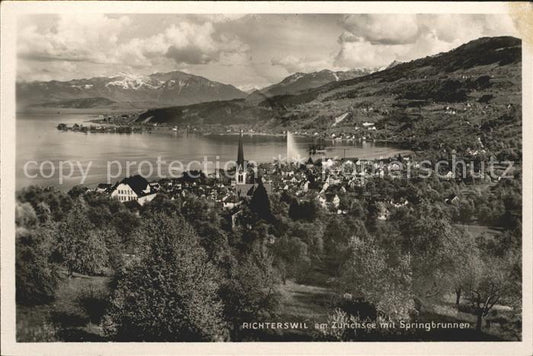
[16,14,520,87]
[18,14,131,65]
[271,55,332,73]
[18,15,250,71]
[116,22,250,66]
[192,14,249,24]
[335,14,518,69]
[418,14,517,43]
[160,22,224,64]
[165,45,212,65]
[17,60,78,82]
[340,14,419,45]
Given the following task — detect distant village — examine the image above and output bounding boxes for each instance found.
[56,113,382,142]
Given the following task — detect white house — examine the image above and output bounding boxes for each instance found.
[110,175,153,204]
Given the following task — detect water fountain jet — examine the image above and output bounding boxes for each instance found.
[286,131,299,164]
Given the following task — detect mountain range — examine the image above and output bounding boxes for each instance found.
[16,71,247,110]
[17,67,377,110]
[136,36,521,154]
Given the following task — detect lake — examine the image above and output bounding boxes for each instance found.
[16,113,412,190]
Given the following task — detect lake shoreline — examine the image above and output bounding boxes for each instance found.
[17,113,414,191]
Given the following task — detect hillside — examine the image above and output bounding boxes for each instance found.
[30,97,117,109]
[16,71,246,110]
[138,36,521,157]
[247,68,374,102]
[137,99,274,126]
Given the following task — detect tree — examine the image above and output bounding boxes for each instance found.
[322,217,367,277]
[454,198,475,223]
[289,199,319,221]
[500,192,521,228]
[347,199,365,219]
[15,202,38,228]
[56,200,108,276]
[287,221,325,261]
[34,201,52,224]
[68,185,89,199]
[463,253,517,331]
[272,234,310,283]
[219,249,280,340]
[17,186,73,222]
[340,237,415,321]
[111,210,140,251]
[395,204,470,298]
[103,213,227,341]
[250,182,272,221]
[16,225,60,305]
[448,242,481,308]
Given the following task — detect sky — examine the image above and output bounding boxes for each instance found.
[17,14,519,90]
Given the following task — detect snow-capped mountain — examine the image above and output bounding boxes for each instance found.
[17,71,247,109]
[104,72,165,90]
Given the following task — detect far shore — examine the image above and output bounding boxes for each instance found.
[18,109,415,151]
[17,107,143,115]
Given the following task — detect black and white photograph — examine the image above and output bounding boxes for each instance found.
[1,2,532,355]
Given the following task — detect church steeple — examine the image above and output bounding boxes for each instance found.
[237,129,245,169]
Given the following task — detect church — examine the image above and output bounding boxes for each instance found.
[234,130,272,198]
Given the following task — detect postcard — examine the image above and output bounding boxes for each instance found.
[1,1,532,355]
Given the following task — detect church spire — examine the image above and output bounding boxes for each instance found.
[237,129,245,169]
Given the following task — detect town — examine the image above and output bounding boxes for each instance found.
[86,130,506,231]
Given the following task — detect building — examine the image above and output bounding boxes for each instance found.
[234,130,272,198]
[237,129,245,169]
[235,130,254,197]
[110,175,157,205]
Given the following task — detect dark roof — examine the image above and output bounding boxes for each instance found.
[120,175,149,196]
[97,183,112,189]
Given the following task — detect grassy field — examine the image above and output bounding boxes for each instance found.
[17,271,110,342]
[457,224,502,238]
[244,281,336,341]
[278,281,336,322]
[271,278,518,341]
[17,271,518,342]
